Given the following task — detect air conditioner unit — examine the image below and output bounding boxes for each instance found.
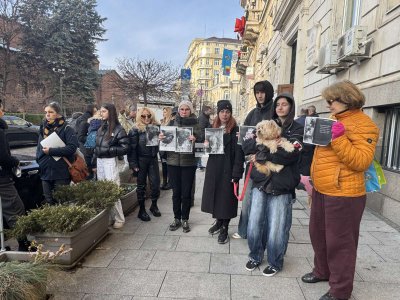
[337,26,372,62]
[317,42,348,74]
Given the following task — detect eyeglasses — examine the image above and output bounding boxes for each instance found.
[326,98,342,105]
[141,114,152,119]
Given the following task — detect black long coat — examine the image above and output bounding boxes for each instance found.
[201,127,245,219]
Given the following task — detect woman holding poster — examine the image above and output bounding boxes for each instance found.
[128,107,161,222]
[201,100,244,244]
[302,80,379,300]
[160,100,202,233]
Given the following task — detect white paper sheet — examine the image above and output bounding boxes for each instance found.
[40,132,66,161]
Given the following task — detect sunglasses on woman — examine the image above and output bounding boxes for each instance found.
[141,114,152,119]
[326,98,343,105]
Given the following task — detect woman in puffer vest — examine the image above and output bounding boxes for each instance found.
[93,103,129,229]
[301,80,379,300]
[160,100,203,233]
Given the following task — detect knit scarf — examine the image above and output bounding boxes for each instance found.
[43,117,65,138]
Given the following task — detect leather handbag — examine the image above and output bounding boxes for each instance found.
[63,153,89,184]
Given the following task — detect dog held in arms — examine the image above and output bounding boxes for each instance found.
[254,120,295,176]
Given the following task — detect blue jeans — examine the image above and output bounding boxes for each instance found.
[247,188,293,270]
[237,179,253,238]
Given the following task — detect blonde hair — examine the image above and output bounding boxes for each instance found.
[321,80,365,109]
[161,107,173,125]
[135,107,159,132]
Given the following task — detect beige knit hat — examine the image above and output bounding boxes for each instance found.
[178,100,194,114]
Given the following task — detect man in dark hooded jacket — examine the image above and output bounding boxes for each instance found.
[232,80,274,240]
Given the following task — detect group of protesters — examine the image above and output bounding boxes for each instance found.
[0,78,379,300]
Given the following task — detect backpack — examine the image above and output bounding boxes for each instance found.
[63,152,89,184]
[84,131,97,149]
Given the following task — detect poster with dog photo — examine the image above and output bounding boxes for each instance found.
[176,127,193,153]
[159,126,177,151]
[146,125,160,146]
[238,126,256,145]
[205,128,224,154]
[303,117,336,146]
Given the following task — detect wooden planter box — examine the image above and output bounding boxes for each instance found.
[27,209,110,268]
[120,184,138,215]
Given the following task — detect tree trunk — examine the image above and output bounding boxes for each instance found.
[143,90,147,107]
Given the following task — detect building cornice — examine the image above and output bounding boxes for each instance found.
[272,0,300,31]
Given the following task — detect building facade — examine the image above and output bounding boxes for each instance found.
[237,0,400,226]
[184,37,241,115]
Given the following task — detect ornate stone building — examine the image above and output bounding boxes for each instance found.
[237,0,400,226]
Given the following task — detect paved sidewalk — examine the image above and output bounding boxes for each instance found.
[49,170,400,299]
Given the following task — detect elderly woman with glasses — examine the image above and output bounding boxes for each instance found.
[301,80,379,300]
[128,107,161,221]
[159,100,203,233]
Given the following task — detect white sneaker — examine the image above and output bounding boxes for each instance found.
[232,232,242,239]
[113,222,124,229]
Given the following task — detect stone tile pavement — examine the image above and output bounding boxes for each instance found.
[48,170,400,299]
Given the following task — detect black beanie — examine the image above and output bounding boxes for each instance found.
[217,100,232,114]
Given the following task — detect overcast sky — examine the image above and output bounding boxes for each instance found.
[95,0,244,69]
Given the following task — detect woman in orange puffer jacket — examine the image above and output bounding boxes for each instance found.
[301,80,379,300]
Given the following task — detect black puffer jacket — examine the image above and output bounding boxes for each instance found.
[0,118,19,178]
[127,127,159,169]
[93,122,129,164]
[166,114,203,167]
[242,93,304,195]
[243,80,274,126]
[36,122,78,181]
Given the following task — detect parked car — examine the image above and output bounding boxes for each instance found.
[3,115,40,148]
[8,139,43,211]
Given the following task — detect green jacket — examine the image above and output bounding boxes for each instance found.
[167,114,203,167]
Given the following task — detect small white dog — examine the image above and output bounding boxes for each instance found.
[254,120,295,176]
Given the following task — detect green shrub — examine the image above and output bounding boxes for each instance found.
[53,180,123,212]
[121,183,137,195]
[0,261,48,300]
[12,205,96,238]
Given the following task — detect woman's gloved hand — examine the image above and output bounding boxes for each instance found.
[332,121,345,140]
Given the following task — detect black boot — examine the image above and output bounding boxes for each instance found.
[17,239,35,252]
[161,182,172,190]
[150,201,161,217]
[218,225,229,244]
[208,219,223,235]
[137,201,151,221]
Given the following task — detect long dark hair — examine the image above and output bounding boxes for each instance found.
[101,103,119,139]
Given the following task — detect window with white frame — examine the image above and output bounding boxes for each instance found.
[224,90,230,100]
[206,58,210,65]
[343,0,362,32]
[215,47,220,54]
[214,59,220,66]
[381,106,400,171]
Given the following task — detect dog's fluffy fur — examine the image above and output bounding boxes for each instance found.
[254,120,295,176]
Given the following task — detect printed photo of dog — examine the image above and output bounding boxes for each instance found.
[254,120,295,176]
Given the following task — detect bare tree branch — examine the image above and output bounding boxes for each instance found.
[114,57,179,106]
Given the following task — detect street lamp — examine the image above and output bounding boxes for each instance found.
[52,68,66,115]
